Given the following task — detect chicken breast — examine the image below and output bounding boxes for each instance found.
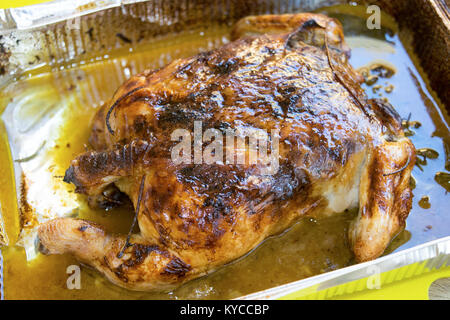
[38,13,415,291]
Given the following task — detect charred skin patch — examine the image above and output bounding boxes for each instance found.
[125,243,159,267]
[202,195,232,216]
[177,164,246,195]
[108,243,191,283]
[132,114,150,135]
[161,256,191,278]
[213,58,239,75]
[158,103,206,128]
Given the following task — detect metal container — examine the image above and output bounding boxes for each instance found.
[0,0,449,299]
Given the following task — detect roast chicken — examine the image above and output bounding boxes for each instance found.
[38,13,416,291]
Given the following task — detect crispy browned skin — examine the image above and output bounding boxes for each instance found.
[38,13,416,291]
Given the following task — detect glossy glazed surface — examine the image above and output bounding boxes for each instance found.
[37,12,415,291]
[0,5,448,299]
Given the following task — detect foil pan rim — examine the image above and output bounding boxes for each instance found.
[238,236,450,299]
[0,0,148,33]
[1,0,448,299]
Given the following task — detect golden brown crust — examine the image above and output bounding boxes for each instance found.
[38,13,416,291]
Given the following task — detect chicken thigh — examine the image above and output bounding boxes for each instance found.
[38,13,415,291]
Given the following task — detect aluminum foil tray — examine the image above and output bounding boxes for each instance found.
[0,0,449,299]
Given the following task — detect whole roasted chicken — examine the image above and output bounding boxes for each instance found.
[38,13,415,291]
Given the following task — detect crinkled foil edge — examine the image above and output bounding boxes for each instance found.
[238,236,450,299]
[0,0,448,300]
